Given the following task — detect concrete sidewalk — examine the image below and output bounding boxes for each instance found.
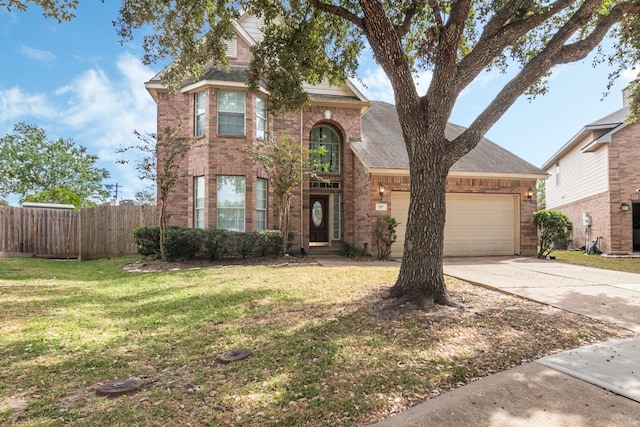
[362,256,640,427]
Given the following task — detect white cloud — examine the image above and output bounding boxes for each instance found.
[353,64,433,104]
[1,54,158,201]
[19,45,56,63]
[354,66,394,103]
[0,86,57,127]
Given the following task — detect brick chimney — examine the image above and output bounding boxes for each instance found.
[623,81,637,108]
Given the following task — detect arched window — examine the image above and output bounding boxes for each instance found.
[310,126,340,174]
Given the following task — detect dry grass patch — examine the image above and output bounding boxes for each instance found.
[0,258,631,426]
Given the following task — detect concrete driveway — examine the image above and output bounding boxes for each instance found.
[443,256,640,333]
[372,256,640,426]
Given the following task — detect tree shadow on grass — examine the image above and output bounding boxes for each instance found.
[0,270,632,426]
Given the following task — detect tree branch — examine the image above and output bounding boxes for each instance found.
[359,0,418,107]
[427,0,444,29]
[308,0,364,30]
[456,0,575,90]
[556,2,640,64]
[395,0,428,38]
[425,0,473,121]
[448,0,616,161]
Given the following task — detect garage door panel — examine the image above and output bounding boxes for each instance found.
[391,192,517,257]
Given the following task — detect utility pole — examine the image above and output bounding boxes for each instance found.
[111,182,124,206]
[114,182,123,199]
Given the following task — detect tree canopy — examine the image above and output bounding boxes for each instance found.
[0,122,112,208]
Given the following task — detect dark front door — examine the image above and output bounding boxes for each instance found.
[310,195,329,243]
[633,203,640,251]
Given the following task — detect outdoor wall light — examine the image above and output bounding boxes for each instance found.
[526,188,533,202]
[621,203,630,211]
[378,183,385,200]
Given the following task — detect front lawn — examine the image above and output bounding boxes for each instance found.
[552,250,640,274]
[0,257,630,426]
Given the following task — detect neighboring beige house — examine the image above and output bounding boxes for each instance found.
[542,91,639,253]
[145,12,547,257]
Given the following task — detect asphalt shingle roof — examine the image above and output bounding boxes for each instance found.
[587,107,628,127]
[353,101,545,176]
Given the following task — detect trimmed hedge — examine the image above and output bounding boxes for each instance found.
[133,226,285,261]
[133,226,160,257]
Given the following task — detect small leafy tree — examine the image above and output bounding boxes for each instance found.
[24,187,83,209]
[0,122,111,207]
[135,187,157,206]
[373,216,398,260]
[533,210,573,259]
[247,132,325,253]
[117,122,193,260]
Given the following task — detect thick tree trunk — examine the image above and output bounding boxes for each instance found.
[388,139,452,309]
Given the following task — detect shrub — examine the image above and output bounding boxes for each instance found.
[135,227,286,261]
[340,242,369,258]
[373,216,398,260]
[164,227,204,260]
[533,210,573,259]
[133,226,160,257]
[203,229,225,260]
[256,230,285,257]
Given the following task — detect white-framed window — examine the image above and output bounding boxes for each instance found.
[194,176,205,229]
[195,91,206,137]
[256,96,267,140]
[218,90,245,136]
[310,125,340,174]
[217,176,245,231]
[555,162,561,186]
[256,178,267,231]
[332,193,340,240]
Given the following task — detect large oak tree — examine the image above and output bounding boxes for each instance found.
[11,0,640,307]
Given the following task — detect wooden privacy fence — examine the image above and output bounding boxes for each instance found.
[0,204,157,260]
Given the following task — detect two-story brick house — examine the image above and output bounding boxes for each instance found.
[542,89,640,254]
[145,13,546,257]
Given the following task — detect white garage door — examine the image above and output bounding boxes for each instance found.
[390,192,518,257]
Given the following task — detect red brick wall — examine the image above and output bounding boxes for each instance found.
[359,175,539,256]
[156,84,364,252]
[607,124,640,252]
[553,192,611,252]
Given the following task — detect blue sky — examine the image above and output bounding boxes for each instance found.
[1,3,637,206]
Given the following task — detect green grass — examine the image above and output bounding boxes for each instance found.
[552,250,640,274]
[0,257,629,426]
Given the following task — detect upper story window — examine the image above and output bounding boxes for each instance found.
[194,91,206,137]
[256,96,267,140]
[555,162,561,186]
[218,90,245,136]
[310,125,340,174]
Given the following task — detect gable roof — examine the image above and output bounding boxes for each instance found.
[541,106,629,170]
[145,12,369,106]
[352,101,546,178]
